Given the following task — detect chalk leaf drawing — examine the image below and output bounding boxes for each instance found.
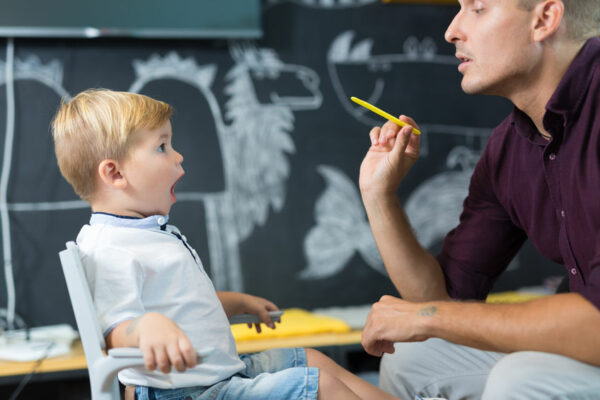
[129,45,322,291]
[300,165,385,279]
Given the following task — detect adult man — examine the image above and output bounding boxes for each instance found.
[359,0,600,399]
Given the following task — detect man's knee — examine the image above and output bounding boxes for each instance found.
[379,342,436,398]
[481,351,599,400]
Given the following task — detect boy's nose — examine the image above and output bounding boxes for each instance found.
[174,149,184,164]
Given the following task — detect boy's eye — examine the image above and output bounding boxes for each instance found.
[158,143,166,153]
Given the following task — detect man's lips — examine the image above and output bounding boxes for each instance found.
[456,52,473,72]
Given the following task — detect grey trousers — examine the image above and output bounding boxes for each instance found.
[379,339,600,400]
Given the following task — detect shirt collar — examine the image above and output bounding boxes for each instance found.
[545,37,600,120]
[90,212,169,230]
[509,37,600,142]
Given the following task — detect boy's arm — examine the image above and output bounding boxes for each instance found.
[106,312,197,373]
[217,291,279,331]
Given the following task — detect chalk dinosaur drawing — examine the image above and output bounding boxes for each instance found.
[129,44,321,291]
[300,165,384,279]
[327,31,493,157]
[0,53,74,329]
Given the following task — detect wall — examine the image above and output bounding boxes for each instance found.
[0,0,564,329]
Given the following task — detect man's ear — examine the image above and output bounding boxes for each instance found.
[532,0,565,42]
[98,159,127,189]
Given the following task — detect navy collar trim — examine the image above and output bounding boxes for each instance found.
[90,212,169,230]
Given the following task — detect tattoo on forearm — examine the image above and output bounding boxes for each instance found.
[126,318,141,336]
[418,305,437,317]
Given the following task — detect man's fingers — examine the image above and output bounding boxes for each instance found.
[369,127,381,145]
[390,126,413,159]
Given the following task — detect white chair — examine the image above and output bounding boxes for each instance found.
[59,241,149,400]
[59,241,275,399]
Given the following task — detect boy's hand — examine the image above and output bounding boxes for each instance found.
[218,292,279,333]
[109,312,197,373]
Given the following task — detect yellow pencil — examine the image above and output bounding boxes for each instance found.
[350,96,421,135]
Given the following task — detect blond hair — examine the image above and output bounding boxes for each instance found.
[52,89,173,200]
[518,0,600,40]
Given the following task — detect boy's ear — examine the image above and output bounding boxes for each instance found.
[98,159,127,189]
[531,0,565,42]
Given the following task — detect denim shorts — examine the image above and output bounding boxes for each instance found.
[135,347,319,400]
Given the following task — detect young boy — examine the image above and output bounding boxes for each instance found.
[52,89,399,400]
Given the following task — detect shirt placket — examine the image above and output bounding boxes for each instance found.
[542,140,581,285]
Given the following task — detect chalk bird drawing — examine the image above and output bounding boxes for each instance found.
[0,54,74,328]
[129,44,321,291]
[300,165,385,279]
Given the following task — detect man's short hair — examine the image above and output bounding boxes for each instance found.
[52,89,173,201]
[518,0,600,41]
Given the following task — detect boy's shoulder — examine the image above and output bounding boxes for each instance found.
[77,223,175,261]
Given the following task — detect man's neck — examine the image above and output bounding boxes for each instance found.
[511,40,585,137]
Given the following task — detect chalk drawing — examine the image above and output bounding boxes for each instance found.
[300,165,385,279]
[327,31,493,157]
[129,44,321,291]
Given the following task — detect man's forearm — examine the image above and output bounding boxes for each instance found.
[362,191,449,301]
[422,293,600,366]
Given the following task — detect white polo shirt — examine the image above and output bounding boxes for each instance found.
[77,213,245,388]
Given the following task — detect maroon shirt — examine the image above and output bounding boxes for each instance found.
[438,37,600,310]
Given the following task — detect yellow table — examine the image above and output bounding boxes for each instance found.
[0,331,364,380]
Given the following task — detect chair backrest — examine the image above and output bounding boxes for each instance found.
[59,241,107,370]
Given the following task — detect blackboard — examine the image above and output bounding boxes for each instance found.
[0,0,565,329]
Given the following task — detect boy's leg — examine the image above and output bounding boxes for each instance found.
[305,348,398,400]
[379,338,504,400]
[482,351,600,400]
[223,348,359,400]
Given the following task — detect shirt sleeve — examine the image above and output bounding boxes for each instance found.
[436,145,527,301]
[81,247,145,336]
[580,231,600,310]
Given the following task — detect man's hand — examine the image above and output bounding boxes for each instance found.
[218,292,279,333]
[361,295,432,356]
[108,312,197,373]
[359,116,421,196]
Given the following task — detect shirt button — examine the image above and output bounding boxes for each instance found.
[571,268,577,275]
[549,153,556,160]
[560,210,566,218]
[157,217,166,225]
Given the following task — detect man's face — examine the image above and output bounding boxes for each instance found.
[445,0,540,96]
